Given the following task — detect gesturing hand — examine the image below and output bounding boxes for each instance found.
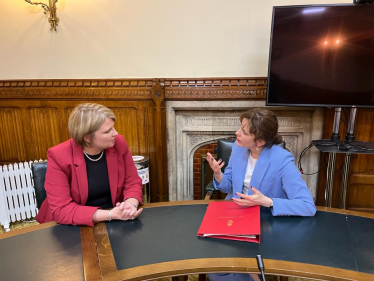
[232,186,272,208]
[207,152,225,183]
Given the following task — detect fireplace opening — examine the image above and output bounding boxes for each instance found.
[193,143,227,200]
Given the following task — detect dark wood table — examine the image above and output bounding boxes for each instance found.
[1,201,374,281]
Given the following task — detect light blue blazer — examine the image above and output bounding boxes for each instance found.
[214,142,316,216]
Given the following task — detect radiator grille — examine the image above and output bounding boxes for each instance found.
[0,161,39,232]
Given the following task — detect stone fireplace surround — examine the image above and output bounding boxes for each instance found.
[166,100,324,201]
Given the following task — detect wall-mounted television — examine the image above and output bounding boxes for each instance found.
[266,4,374,108]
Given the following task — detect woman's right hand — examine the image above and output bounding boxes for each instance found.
[207,152,225,183]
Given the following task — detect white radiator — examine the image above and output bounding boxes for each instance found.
[0,161,39,232]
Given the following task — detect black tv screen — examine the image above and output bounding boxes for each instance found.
[267,4,374,108]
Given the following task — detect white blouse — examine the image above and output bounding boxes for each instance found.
[242,152,257,195]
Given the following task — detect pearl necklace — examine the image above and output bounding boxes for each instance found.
[83,150,104,162]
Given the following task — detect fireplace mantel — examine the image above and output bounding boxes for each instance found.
[166,100,323,201]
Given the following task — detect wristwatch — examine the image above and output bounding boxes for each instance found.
[269,198,274,208]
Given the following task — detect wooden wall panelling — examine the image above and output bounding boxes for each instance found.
[20,107,34,161]
[132,103,158,202]
[29,107,63,159]
[61,107,74,142]
[0,79,166,203]
[0,108,26,163]
[346,109,374,212]
[348,174,374,213]
[111,106,140,153]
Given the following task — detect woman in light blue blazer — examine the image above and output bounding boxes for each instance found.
[207,109,316,281]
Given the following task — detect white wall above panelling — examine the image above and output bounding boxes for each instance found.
[0,0,352,79]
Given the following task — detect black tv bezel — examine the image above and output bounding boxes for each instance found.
[266,3,374,109]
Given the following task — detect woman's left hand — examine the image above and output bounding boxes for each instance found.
[232,186,272,207]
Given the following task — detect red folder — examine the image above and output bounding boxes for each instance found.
[197,201,260,243]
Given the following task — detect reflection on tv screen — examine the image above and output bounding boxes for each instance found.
[267,4,374,108]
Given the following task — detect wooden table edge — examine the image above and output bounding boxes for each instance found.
[81,226,102,281]
[100,258,373,281]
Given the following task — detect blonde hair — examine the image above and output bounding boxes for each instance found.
[68,103,116,147]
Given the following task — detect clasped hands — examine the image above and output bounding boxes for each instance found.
[111,199,143,221]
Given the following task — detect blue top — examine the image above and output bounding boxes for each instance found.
[214,142,316,217]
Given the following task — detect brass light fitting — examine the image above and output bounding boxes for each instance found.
[25,0,59,31]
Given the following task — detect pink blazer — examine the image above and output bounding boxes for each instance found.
[36,135,143,226]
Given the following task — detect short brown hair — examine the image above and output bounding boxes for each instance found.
[68,103,116,147]
[240,108,282,147]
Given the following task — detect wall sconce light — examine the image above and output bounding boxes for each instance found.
[25,0,59,31]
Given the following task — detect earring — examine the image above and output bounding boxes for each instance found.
[256,147,259,151]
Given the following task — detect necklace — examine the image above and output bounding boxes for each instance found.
[83,150,104,162]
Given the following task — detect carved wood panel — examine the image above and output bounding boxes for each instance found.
[164,77,267,100]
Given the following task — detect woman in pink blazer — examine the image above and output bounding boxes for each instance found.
[36,103,143,226]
